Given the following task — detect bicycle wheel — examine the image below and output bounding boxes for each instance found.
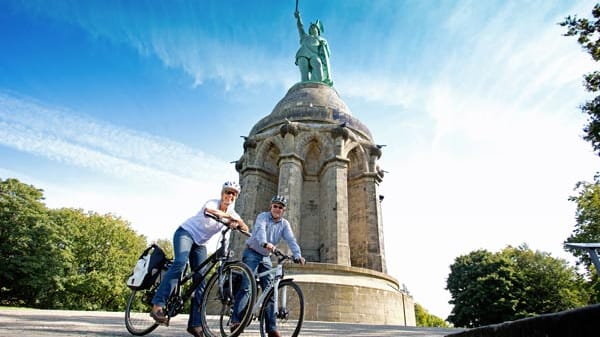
[259,280,304,337]
[201,261,257,337]
[124,287,160,336]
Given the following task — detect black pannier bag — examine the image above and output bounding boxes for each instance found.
[126,244,167,290]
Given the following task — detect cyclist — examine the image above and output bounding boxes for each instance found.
[149,181,249,337]
[230,195,306,337]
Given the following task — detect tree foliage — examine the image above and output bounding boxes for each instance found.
[414,303,449,328]
[446,245,590,328]
[561,4,600,155]
[0,177,148,310]
[0,178,64,306]
[565,176,600,302]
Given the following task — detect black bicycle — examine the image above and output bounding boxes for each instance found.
[124,214,257,337]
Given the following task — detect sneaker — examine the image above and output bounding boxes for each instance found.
[267,331,281,337]
[186,326,203,337]
[230,322,241,333]
[149,309,168,324]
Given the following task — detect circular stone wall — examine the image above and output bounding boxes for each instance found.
[285,263,415,325]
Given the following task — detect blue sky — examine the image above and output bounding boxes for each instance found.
[1,0,599,320]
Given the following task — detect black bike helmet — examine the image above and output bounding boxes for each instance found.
[271,195,287,207]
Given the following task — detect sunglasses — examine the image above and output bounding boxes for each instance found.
[271,204,285,210]
[224,190,237,196]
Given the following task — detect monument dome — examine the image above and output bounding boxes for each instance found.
[249,82,373,141]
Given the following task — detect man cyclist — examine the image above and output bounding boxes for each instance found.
[230,195,306,337]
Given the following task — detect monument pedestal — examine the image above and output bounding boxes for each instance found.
[286,262,416,325]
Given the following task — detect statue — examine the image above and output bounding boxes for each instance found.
[294,10,333,86]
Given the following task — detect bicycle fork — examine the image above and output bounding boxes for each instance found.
[276,283,289,320]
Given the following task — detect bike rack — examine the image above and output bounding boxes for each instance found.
[565,242,600,276]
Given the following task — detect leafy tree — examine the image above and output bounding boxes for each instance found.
[565,176,600,302]
[154,237,174,260]
[446,245,589,328]
[446,249,517,327]
[0,178,66,307]
[49,208,147,310]
[414,303,449,327]
[1,177,148,310]
[561,4,600,155]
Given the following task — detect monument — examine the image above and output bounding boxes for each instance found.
[231,5,415,325]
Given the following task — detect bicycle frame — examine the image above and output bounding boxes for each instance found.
[250,252,292,319]
[166,220,250,320]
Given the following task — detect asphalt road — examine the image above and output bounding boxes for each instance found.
[0,308,464,337]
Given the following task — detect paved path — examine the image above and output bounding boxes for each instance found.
[0,308,463,337]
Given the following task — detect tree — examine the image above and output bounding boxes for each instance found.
[560,4,600,155]
[0,178,66,307]
[565,176,600,302]
[49,208,147,310]
[446,249,517,327]
[1,177,148,310]
[414,303,449,328]
[446,245,589,328]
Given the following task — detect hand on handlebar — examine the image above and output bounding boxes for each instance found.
[294,256,306,265]
[263,242,277,253]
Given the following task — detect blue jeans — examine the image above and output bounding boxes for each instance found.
[152,227,207,329]
[231,248,276,333]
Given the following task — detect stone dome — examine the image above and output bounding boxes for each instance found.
[249,82,373,140]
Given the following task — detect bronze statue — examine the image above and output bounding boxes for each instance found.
[294,9,333,86]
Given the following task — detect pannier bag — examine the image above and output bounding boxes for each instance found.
[127,244,167,290]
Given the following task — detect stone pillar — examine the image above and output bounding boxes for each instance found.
[319,156,350,266]
[277,153,304,243]
[363,174,386,273]
[232,167,278,255]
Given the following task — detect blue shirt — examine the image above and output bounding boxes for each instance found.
[246,211,302,259]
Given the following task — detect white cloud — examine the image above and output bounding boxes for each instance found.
[0,92,239,242]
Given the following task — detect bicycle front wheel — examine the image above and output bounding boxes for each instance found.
[259,280,304,337]
[124,287,160,336]
[200,261,257,337]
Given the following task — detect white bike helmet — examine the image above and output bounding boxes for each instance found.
[222,181,241,194]
[271,195,288,207]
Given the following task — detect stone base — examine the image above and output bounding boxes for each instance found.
[284,262,415,325]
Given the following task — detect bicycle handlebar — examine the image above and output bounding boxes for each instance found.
[205,212,251,237]
[273,248,303,264]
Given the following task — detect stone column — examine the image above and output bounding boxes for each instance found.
[319,156,350,266]
[277,153,304,241]
[363,174,386,273]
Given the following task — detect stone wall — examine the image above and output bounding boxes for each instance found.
[286,262,415,325]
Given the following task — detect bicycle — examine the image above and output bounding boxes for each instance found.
[202,248,304,337]
[124,214,257,337]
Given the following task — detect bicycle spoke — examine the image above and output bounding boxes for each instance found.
[201,262,256,337]
[124,289,160,336]
[259,280,304,337]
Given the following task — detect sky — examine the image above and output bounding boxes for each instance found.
[1,0,599,321]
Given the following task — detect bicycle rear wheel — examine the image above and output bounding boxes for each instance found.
[124,287,160,336]
[259,280,304,337]
[200,261,257,337]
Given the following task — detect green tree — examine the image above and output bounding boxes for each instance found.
[1,177,148,310]
[414,303,449,328]
[446,249,517,327]
[565,177,600,302]
[49,208,147,310]
[0,178,66,307]
[446,245,589,328]
[154,237,174,260]
[561,4,600,155]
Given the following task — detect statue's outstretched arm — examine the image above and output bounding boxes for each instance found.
[295,11,305,38]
